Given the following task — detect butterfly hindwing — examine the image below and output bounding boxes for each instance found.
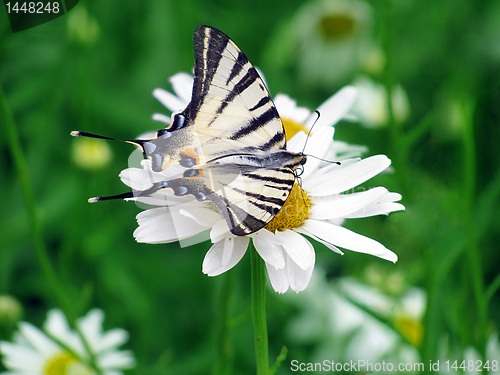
[138,158,297,236]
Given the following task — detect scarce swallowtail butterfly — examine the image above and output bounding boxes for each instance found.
[72,25,307,236]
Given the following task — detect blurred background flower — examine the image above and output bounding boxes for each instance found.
[0,309,135,374]
[347,75,411,128]
[285,270,423,367]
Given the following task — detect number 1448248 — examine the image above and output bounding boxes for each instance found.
[6,2,60,13]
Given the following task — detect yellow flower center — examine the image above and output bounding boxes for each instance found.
[44,352,93,375]
[282,117,309,140]
[265,183,311,233]
[319,14,356,40]
[393,316,423,347]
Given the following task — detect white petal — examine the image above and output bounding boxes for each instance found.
[210,219,231,243]
[252,230,286,269]
[301,219,398,262]
[274,93,311,123]
[287,131,308,152]
[94,329,129,352]
[301,127,336,179]
[265,263,290,294]
[134,207,209,243]
[152,88,186,113]
[202,237,249,276]
[151,113,171,125]
[286,254,315,293]
[0,341,45,371]
[119,168,155,190]
[346,192,405,218]
[18,322,60,358]
[45,310,82,354]
[347,202,405,218]
[305,86,357,129]
[78,309,104,348]
[273,230,314,270]
[179,207,222,228]
[221,235,235,267]
[310,187,389,220]
[295,226,344,255]
[169,72,193,104]
[44,309,72,339]
[98,350,136,369]
[305,155,391,196]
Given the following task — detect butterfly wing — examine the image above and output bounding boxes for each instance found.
[185,25,286,155]
[138,155,298,235]
[136,26,306,235]
[140,26,287,172]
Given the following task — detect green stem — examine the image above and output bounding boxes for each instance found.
[0,84,104,373]
[251,243,270,375]
[212,269,235,375]
[0,84,70,312]
[460,99,487,352]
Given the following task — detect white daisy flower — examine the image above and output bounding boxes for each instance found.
[265,0,379,87]
[347,75,411,128]
[0,309,135,375]
[123,74,404,294]
[201,145,403,293]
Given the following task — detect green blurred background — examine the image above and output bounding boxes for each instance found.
[1,0,500,373]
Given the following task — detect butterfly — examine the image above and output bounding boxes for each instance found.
[72,25,307,236]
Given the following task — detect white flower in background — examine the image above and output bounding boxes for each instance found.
[264,0,381,88]
[273,91,367,160]
[123,72,404,293]
[286,271,424,366]
[347,75,410,128]
[0,309,135,375]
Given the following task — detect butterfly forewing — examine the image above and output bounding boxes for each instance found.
[185,26,286,154]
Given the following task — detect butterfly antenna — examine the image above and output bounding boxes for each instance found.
[70,130,146,148]
[307,154,341,165]
[88,191,135,203]
[300,111,341,166]
[301,110,321,155]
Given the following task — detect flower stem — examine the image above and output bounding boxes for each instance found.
[460,98,487,353]
[212,269,235,375]
[250,243,270,375]
[0,84,70,312]
[0,84,103,373]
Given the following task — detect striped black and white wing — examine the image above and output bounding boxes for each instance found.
[182,25,287,159]
[141,159,298,236]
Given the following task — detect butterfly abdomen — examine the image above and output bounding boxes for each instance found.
[207,150,306,171]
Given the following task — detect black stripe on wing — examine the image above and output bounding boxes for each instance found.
[239,131,286,152]
[187,26,230,120]
[229,107,280,140]
[183,26,286,150]
[209,193,268,236]
[217,67,259,114]
[225,51,247,85]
